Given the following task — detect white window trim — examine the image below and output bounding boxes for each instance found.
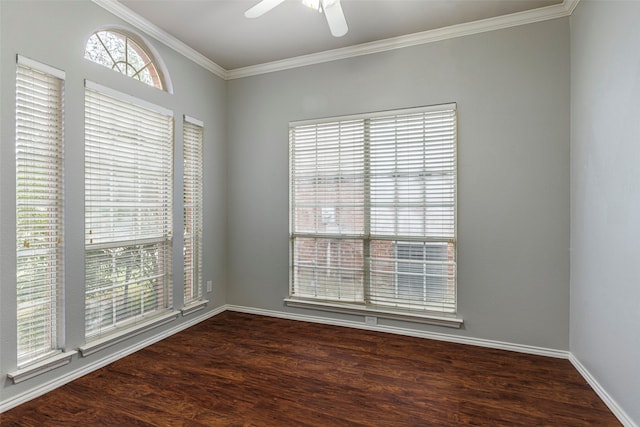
[84,28,169,91]
[78,311,179,357]
[17,55,65,79]
[7,350,77,384]
[284,298,463,328]
[15,55,66,368]
[184,114,204,127]
[288,103,458,318]
[182,115,205,306]
[84,81,174,341]
[290,102,456,127]
[85,80,173,117]
[181,300,209,317]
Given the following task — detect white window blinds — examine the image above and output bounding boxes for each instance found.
[368,108,457,312]
[290,119,366,303]
[84,81,174,339]
[183,116,203,304]
[289,104,457,314]
[15,56,65,367]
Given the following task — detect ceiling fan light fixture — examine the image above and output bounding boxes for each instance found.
[245,0,347,37]
[302,0,321,12]
[302,0,338,13]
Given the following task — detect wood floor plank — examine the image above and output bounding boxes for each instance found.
[1,311,620,426]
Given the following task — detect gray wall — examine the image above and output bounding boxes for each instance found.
[0,1,227,404]
[1,0,585,413]
[227,18,571,350]
[570,1,640,423]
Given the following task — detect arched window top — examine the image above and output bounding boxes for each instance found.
[85,29,168,91]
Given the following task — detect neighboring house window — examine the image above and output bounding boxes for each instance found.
[394,241,451,303]
[15,56,65,367]
[183,117,204,305]
[289,104,457,314]
[84,81,173,339]
[84,30,164,90]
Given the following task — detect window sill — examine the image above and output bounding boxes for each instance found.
[181,299,209,317]
[284,298,463,329]
[79,311,179,357]
[7,350,77,384]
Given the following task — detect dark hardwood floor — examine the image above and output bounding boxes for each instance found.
[2,311,620,426]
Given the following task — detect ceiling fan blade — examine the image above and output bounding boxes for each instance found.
[323,0,348,37]
[244,0,286,18]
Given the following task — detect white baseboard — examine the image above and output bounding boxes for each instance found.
[0,306,225,413]
[3,303,635,427]
[228,305,638,426]
[225,305,570,359]
[569,354,637,427]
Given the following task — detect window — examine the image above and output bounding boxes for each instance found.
[394,242,451,303]
[84,30,164,90]
[183,117,204,305]
[15,56,64,367]
[84,81,174,340]
[289,104,457,315]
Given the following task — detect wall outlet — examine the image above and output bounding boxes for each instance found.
[365,316,377,326]
[206,280,213,293]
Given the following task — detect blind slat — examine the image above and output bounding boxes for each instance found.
[290,105,457,314]
[183,120,204,304]
[16,60,64,367]
[84,86,173,340]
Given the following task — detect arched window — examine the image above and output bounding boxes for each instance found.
[85,30,165,90]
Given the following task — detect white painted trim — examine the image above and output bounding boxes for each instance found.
[7,351,77,384]
[95,1,578,80]
[226,305,569,359]
[225,3,572,79]
[569,354,637,427]
[284,298,463,329]
[91,0,226,79]
[181,299,209,316]
[79,311,180,357]
[4,303,634,427]
[289,102,457,127]
[87,23,175,94]
[17,55,65,80]
[564,0,581,15]
[183,115,204,128]
[227,305,631,427]
[0,306,225,413]
[85,80,174,117]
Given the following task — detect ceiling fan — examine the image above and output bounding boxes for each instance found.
[245,0,348,37]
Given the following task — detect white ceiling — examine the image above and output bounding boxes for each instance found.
[114,0,564,72]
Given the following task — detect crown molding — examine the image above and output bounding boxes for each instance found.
[95,0,579,81]
[564,0,582,15]
[91,0,227,80]
[227,2,572,79]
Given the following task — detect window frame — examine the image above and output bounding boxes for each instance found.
[182,115,206,310]
[15,55,66,368]
[84,29,167,91]
[83,80,175,342]
[287,104,462,327]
